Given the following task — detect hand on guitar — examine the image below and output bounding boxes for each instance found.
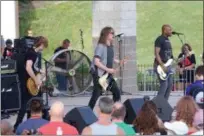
[107,68,117,74]
[34,78,42,88]
[161,64,168,73]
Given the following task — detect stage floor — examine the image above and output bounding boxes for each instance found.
[6,91,183,126]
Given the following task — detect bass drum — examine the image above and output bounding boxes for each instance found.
[48,49,92,97]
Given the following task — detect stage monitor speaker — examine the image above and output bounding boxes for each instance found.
[152,95,173,122]
[64,106,97,134]
[1,73,21,112]
[124,98,144,124]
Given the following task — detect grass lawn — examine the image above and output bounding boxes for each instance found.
[19,1,93,60]
[136,1,203,65]
[19,1,203,65]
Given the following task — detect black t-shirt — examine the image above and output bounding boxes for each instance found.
[106,45,114,68]
[24,48,39,79]
[155,35,173,63]
[54,46,67,69]
[178,53,196,68]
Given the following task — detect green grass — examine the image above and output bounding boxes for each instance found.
[19,1,203,65]
[136,1,203,65]
[19,1,93,60]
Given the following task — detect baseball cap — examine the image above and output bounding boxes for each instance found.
[193,109,204,127]
[164,121,188,135]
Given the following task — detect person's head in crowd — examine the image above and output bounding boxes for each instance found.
[62,39,70,49]
[133,101,159,135]
[33,36,48,53]
[29,98,43,117]
[38,101,79,135]
[5,39,13,48]
[1,120,14,135]
[111,102,126,121]
[15,98,49,135]
[96,96,114,117]
[195,65,204,81]
[49,101,65,121]
[164,121,188,135]
[162,24,172,37]
[175,96,199,133]
[181,43,193,55]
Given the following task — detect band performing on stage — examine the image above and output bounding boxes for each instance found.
[1,25,203,135]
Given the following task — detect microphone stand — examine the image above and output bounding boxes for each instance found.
[116,35,132,95]
[41,58,53,106]
[175,34,186,94]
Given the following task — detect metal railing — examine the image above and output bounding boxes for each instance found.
[137,64,196,92]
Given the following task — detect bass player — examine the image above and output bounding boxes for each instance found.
[154,24,174,100]
[14,36,48,131]
[88,26,124,110]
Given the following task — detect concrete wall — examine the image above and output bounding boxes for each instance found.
[92,1,137,93]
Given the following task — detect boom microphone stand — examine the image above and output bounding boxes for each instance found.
[116,34,132,95]
[174,33,186,95]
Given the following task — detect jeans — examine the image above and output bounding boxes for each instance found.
[157,74,173,100]
[14,77,41,131]
[56,74,68,91]
[88,72,121,109]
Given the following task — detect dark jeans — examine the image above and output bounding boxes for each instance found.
[56,73,68,91]
[13,78,41,131]
[157,74,173,100]
[88,72,121,109]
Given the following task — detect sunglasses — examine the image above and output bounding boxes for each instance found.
[110,32,115,35]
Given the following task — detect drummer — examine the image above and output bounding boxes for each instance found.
[54,39,71,91]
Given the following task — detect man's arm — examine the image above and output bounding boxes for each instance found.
[26,60,38,81]
[94,57,110,72]
[81,126,92,135]
[155,47,163,66]
[54,57,66,63]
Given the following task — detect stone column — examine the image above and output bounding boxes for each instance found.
[92,1,137,94]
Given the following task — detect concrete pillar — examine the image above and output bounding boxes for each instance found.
[92,1,137,94]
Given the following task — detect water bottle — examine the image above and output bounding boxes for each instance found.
[56,127,63,135]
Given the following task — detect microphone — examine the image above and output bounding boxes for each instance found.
[114,33,124,37]
[172,31,184,35]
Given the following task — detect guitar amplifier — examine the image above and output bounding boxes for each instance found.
[1,73,21,112]
[1,59,17,74]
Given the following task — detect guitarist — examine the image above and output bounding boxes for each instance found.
[88,26,122,110]
[154,24,174,100]
[14,36,48,131]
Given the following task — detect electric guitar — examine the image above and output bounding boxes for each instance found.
[98,56,129,92]
[27,66,75,96]
[156,58,174,80]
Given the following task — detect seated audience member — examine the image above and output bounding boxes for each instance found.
[133,101,160,135]
[1,120,14,135]
[82,97,124,135]
[191,109,204,135]
[111,102,136,135]
[164,121,188,135]
[16,97,49,135]
[38,101,78,135]
[185,65,204,95]
[175,96,199,135]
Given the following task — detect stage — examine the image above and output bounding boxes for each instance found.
[6,91,183,126]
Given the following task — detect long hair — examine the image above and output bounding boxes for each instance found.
[98,26,114,45]
[133,101,159,135]
[181,43,192,54]
[175,96,199,127]
[34,36,48,48]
